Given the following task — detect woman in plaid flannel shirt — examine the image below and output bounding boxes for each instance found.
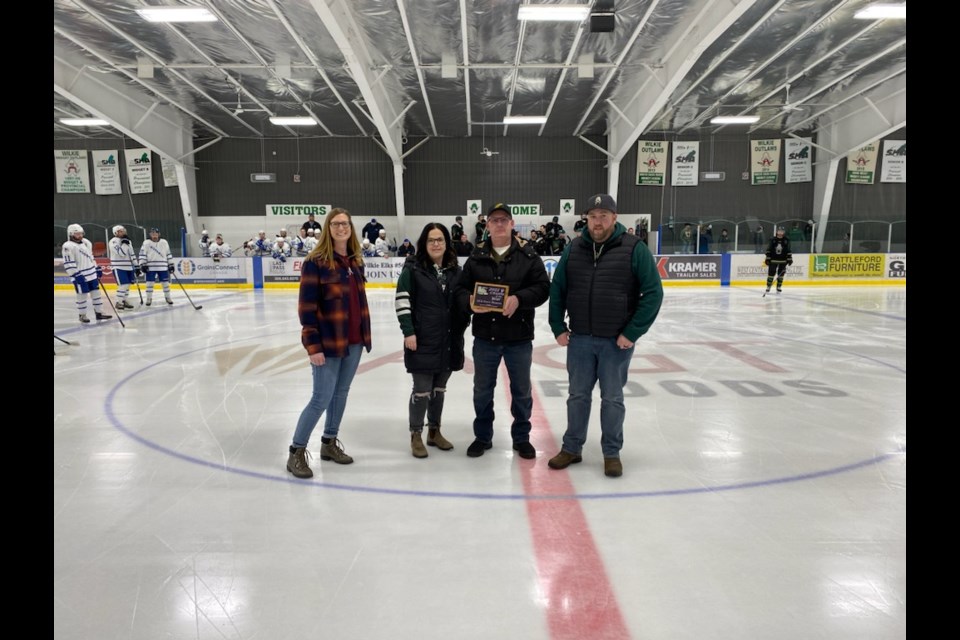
[287,209,372,478]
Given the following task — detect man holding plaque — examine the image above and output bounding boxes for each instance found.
[456,203,550,459]
[547,194,663,478]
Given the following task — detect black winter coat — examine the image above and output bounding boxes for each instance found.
[455,239,550,343]
[401,260,468,374]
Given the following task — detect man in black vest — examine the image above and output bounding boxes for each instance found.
[546,194,664,477]
[456,203,550,460]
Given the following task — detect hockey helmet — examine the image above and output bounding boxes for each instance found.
[112,225,125,235]
[67,223,84,237]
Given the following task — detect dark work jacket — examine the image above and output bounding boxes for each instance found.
[399,259,467,374]
[565,232,641,338]
[455,239,550,343]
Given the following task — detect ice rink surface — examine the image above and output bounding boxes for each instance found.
[54,285,906,640]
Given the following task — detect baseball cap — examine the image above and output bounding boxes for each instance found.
[585,194,617,214]
[487,203,512,218]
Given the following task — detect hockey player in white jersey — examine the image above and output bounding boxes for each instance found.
[62,224,112,323]
[139,227,174,306]
[198,228,211,257]
[272,236,292,261]
[253,230,273,257]
[210,233,232,260]
[108,225,138,310]
[303,228,319,253]
[291,228,308,257]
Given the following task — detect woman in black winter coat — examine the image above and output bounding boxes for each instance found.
[394,223,469,458]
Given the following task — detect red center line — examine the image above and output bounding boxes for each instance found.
[505,363,631,640]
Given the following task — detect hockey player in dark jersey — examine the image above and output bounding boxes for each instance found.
[764,226,793,294]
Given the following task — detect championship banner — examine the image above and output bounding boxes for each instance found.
[125,148,154,194]
[880,139,906,183]
[559,199,576,217]
[784,138,812,184]
[92,150,122,195]
[266,204,331,217]
[467,200,482,218]
[810,254,884,277]
[845,141,879,184]
[671,141,699,186]
[751,139,781,185]
[54,150,90,193]
[636,140,667,185]
[160,155,179,187]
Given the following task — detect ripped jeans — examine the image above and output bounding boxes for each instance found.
[409,370,452,432]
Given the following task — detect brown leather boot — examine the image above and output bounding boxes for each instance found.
[411,432,428,458]
[286,446,313,478]
[426,427,453,451]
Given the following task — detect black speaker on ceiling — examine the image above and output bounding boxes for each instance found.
[590,0,615,33]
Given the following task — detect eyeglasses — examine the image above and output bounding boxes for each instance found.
[426,238,446,245]
[329,221,351,228]
[487,217,511,225]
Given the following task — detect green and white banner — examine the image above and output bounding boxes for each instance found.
[92,150,121,195]
[125,148,154,194]
[467,200,482,218]
[784,138,811,183]
[160,155,179,187]
[880,139,906,183]
[671,141,699,186]
[266,204,331,216]
[751,139,780,185]
[846,141,878,184]
[54,150,90,193]
[559,199,576,216]
[636,140,667,186]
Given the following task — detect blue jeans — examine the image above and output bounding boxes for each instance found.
[472,339,533,444]
[291,344,363,447]
[563,334,634,458]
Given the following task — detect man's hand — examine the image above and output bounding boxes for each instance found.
[616,334,635,350]
[501,295,520,318]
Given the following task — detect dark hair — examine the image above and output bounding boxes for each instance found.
[415,223,458,269]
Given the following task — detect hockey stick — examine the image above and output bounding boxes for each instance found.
[169,268,203,310]
[127,252,145,306]
[54,334,71,345]
[96,276,125,327]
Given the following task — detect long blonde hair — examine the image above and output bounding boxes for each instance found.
[306,208,363,268]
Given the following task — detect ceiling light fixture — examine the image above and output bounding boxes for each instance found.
[503,115,548,125]
[269,117,317,126]
[710,115,760,124]
[60,118,110,126]
[517,4,591,22]
[136,7,218,23]
[853,4,906,20]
